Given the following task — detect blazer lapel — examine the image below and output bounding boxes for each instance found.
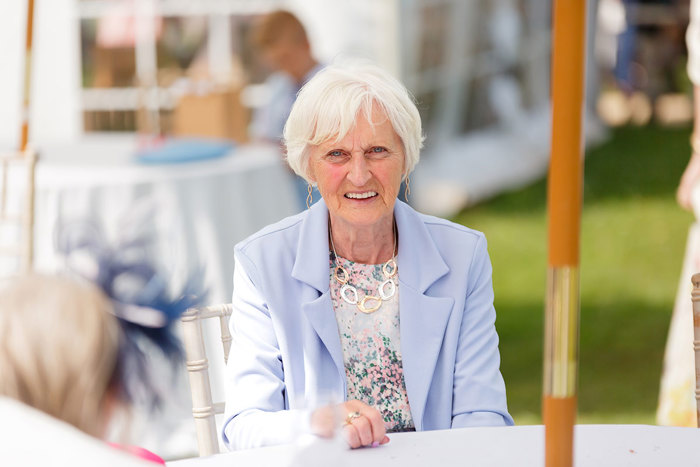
[291,201,346,384]
[394,201,453,430]
[301,291,346,383]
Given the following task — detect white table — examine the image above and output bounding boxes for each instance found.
[30,134,299,304]
[18,134,299,458]
[169,425,700,467]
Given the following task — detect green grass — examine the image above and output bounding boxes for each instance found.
[452,125,694,425]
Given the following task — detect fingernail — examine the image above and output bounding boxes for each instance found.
[372,441,380,448]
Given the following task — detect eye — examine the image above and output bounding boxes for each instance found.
[368,146,387,154]
[327,150,344,157]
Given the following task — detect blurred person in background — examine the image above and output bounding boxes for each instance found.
[659,0,700,428]
[249,10,323,209]
[0,223,202,463]
[249,10,322,143]
[222,63,513,451]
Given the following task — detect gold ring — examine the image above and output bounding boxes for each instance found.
[345,411,362,425]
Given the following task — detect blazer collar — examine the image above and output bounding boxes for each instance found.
[394,200,449,292]
[291,200,331,293]
[291,199,450,293]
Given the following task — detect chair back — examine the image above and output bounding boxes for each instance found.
[181,303,232,457]
[0,148,38,276]
[692,274,700,427]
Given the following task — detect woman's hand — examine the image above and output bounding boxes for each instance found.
[339,400,389,448]
[310,400,389,448]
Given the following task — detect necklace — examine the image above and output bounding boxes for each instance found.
[329,221,398,314]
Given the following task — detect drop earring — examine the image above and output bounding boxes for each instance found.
[404,175,411,200]
[306,183,313,209]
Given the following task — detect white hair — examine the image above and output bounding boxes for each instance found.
[283,62,424,184]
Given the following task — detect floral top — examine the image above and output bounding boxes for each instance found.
[329,253,415,432]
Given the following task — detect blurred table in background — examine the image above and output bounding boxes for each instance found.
[33,134,297,303]
[169,424,700,467]
[29,133,298,458]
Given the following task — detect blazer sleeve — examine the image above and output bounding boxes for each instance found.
[221,250,311,450]
[451,234,515,428]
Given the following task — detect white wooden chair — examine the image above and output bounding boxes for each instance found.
[181,303,233,456]
[0,148,38,276]
[691,274,700,427]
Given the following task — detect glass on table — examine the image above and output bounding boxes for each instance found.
[288,391,351,466]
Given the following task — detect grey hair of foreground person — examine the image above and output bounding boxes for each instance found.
[283,62,425,185]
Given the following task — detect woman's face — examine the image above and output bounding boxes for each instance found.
[308,107,405,229]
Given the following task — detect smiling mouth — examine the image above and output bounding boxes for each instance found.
[345,191,378,200]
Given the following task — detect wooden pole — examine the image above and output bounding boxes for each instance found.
[543,0,587,466]
[20,0,36,151]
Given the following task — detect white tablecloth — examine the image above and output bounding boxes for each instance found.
[31,134,299,305]
[21,134,299,458]
[168,425,700,467]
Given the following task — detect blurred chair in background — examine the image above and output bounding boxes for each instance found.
[0,148,38,277]
[690,273,700,427]
[181,303,233,456]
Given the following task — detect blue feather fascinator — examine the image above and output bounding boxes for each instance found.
[55,218,206,406]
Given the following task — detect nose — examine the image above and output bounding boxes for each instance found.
[347,153,372,187]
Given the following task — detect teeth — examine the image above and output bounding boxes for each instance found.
[346,191,377,199]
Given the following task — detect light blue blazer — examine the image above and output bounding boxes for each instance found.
[222,200,513,450]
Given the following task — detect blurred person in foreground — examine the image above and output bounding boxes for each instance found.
[222,63,514,451]
[249,9,323,209]
[660,0,700,428]
[0,223,202,463]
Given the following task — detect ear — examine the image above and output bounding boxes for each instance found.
[306,169,316,184]
[306,155,317,183]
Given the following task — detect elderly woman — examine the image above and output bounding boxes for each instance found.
[223,63,513,450]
